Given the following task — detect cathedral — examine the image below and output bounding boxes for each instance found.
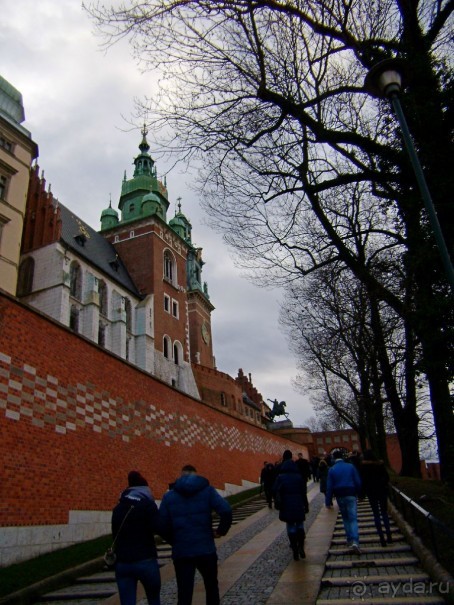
[17,125,267,425]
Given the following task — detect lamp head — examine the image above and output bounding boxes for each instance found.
[364,58,406,98]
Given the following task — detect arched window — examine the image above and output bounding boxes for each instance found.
[163,250,175,284]
[173,341,183,365]
[163,335,171,359]
[124,297,132,332]
[69,262,82,299]
[98,280,108,316]
[69,306,79,333]
[17,257,34,296]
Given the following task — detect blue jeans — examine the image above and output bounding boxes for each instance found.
[336,496,359,544]
[115,558,161,605]
[173,552,219,605]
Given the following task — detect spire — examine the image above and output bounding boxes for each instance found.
[133,125,154,178]
[139,123,150,154]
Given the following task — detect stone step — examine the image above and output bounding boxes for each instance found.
[330,535,404,545]
[325,556,419,569]
[328,544,412,555]
[316,597,446,605]
[36,582,117,601]
[321,573,430,588]
[333,526,400,537]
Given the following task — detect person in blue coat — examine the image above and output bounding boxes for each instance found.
[159,465,232,605]
[273,450,306,560]
[325,450,362,553]
[111,471,161,605]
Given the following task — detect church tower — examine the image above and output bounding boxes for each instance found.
[100,128,215,391]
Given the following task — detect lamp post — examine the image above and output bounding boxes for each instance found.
[365,58,454,292]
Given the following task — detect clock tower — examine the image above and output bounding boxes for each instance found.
[170,204,215,368]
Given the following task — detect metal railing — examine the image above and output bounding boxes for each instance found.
[389,485,454,575]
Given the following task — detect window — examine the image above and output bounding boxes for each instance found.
[69,262,82,299]
[17,257,34,296]
[316,437,323,444]
[325,437,332,444]
[173,341,183,365]
[163,335,171,359]
[342,435,350,442]
[220,393,227,407]
[130,230,135,238]
[98,323,106,347]
[124,298,132,331]
[334,436,340,443]
[164,294,170,313]
[0,174,9,200]
[98,280,108,316]
[163,250,175,283]
[69,306,79,333]
[172,300,179,318]
[0,134,13,153]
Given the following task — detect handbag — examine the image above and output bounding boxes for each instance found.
[104,505,134,568]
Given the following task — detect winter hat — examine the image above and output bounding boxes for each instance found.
[128,470,148,487]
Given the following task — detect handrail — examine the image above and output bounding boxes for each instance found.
[389,485,454,537]
[389,484,454,569]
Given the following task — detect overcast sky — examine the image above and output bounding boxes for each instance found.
[2,0,314,426]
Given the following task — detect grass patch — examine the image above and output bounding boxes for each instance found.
[0,485,262,600]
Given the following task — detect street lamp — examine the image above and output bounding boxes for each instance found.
[365,58,454,292]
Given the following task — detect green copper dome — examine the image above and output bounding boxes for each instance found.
[169,199,192,241]
[100,201,119,230]
[116,126,170,224]
[142,191,162,217]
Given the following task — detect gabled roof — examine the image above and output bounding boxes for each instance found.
[59,203,140,297]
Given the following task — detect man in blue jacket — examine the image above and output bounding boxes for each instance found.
[326,450,362,553]
[159,465,232,605]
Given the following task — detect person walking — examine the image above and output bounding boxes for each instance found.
[359,450,393,546]
[158,464,232,605]
[325,450,362,554]
[273,450,306,561]
[260,461,276,508]
[318,457,329,495]
[295,452,311,513]
[111,471,161,605]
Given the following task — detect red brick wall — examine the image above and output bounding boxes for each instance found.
[0,293,298,527]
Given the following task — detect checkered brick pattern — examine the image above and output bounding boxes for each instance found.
[0,351,284,457]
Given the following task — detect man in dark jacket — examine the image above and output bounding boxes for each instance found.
[112,471,161,605]
[326,451,362,554]
[159,465,232,605]
[295,452,311,513]
[260,461,276,508]
[273,450,306,560]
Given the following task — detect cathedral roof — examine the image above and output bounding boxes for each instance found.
[59,203,140,297]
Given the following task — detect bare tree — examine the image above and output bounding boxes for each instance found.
[86,0,454,481]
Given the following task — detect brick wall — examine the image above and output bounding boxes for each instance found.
[0,292,305,563]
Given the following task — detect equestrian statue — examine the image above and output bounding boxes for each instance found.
[266,398,289,422]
